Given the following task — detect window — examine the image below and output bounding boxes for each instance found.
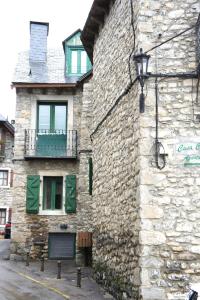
[26,174,76,214]
[67,47,91,76]
[38,103,67,132]
[43,177,63,210]
[0,170,8,186]
[37,103,67,156]
[0,209,6,225]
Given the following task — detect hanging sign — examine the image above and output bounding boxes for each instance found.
[175,139,200,166]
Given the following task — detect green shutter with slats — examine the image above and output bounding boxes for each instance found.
[65,175,76,213]
[88,157,93,195]
[26,175,40,214]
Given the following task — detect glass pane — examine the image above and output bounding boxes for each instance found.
[0,171,8,186]
[38,105,50,131]
[55,179,62,209]
[44,178,52,209]
[0,209,6,225]
[55,106,66,131]
[81,51,87,73]
[44,177,62,210]
[71,51,78,73]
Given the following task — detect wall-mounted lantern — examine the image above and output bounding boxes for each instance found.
[60,224,68,230]
[133,48,150,113]
[132,19,200,170]
[133,18,200,113]
[133,39,198,169]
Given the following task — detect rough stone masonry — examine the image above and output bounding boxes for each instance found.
[11,85,93,262]
[82,0,200,299]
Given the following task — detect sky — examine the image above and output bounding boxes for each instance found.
[0,0,93,121]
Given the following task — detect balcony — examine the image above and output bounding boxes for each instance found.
[24,129,77,159]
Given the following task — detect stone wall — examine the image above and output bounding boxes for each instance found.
[92,1,141,298]
[79,81,93,230]
[0,128,14,228]
[12,87,93,261]
[89,0,200,299]
[138,1,200,299]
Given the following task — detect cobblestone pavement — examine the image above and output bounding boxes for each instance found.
[0,239,115,299]
[0,258,115,300]
[0,239,10,259]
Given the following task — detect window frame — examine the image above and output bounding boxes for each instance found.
[0,169,11,188]
[67,46,91,76]
[37,102,68,132]
[43,176,63,210]
[0,208,6,225]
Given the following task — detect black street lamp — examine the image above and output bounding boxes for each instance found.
[133,48,150,113]
[132,22,199,169]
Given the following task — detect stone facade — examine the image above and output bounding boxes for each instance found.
[11,84,93,262]
[12,20,93,262]
[0,120,14,234]
[82,0,200,299]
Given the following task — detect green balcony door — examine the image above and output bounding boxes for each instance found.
[37,103,67,156]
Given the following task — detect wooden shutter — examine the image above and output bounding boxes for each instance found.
[78,232,92,247]
[65,175,76,213]
[88,157,93,195]
[26,175,40,214]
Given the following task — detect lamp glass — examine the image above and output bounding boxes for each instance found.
[133,48,150,77]
[136,61,143,76]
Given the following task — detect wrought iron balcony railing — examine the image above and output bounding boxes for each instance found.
[24,129,77,159]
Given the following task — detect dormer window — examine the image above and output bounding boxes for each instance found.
[68,47,90,75]
[63,29,92,77]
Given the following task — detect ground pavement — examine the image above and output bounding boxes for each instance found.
[0,240,115,300]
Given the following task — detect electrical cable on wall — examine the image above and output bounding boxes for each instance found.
[196,74,200,103]
[90,0,137,139]
[128,0,136,83]
[145,24,196,54]
[153,38,167,170]
[191,78,198,123]
[154,77,167,170]
[90,4,199,140]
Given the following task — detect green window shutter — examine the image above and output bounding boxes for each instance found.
[26,175,40,214]
[88,157,93,195]
[65,175,76,213]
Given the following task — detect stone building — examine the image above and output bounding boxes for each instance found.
[0,114,14,236]
[81,0,200,299]
[11,21,93,263]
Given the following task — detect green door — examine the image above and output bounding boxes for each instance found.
[37,103,67,156]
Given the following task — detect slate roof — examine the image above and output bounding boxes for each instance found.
[12,47,80,85]
[0,114,6,121]
[0,114,14,135]
[81,0,115,63]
